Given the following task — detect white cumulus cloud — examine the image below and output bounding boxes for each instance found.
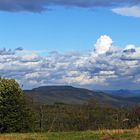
[1,35,140,90]
[112,6,140,18]
[94,35,113,54]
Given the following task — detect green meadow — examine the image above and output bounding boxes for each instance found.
[0,129,140,140]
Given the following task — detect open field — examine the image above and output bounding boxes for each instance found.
[0,129,140,140]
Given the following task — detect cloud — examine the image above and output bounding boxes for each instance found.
[0,47,22,55]
[0,0,140,12]
[124,44,136,50]
[1,35,140,90]
[94,35,113,54]
[112,6,140,17]
[14,47,23,51]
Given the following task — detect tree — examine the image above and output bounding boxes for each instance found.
[127,106,140,128]
[0,78,34,133]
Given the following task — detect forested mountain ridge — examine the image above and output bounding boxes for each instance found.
[25,86,140,107]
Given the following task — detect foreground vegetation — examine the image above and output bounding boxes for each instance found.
[0,78,34,132]
[0,78,140,136]
[0,129,140,140]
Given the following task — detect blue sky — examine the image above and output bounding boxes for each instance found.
[1,1,140,89]
[0,6,140,53]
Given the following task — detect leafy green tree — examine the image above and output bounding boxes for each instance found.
[0,78,34,133]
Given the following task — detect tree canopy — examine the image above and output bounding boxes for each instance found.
[0,78,34,133]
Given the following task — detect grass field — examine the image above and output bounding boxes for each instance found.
[0,129,140,140]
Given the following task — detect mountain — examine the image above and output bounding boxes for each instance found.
[25,86,140,107]
[103,89,140,97]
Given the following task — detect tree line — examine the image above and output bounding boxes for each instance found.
[0,78,140,133]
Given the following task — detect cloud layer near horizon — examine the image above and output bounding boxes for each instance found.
[1,35,140,89]
[0,0,140,12]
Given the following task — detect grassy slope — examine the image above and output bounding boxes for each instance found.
[0,129,140,140]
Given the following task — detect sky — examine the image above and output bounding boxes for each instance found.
[0,0,140,90]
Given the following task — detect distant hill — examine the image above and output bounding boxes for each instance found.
[103,89,140,97]
[25,86,140,107]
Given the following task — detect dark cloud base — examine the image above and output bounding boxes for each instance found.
[0,0,140,12]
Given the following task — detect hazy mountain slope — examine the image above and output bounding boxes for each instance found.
[25,86,140,107]
[104,89,140,97]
